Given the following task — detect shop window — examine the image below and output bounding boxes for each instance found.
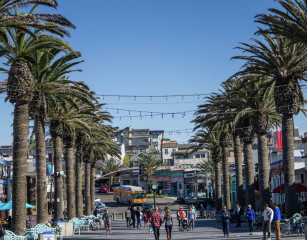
[165,149,168,154]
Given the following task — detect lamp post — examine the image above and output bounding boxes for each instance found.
[152,184,157,208]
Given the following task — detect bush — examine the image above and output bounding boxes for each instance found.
[146,194,166,198]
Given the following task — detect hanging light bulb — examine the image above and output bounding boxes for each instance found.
[120,117,122,121]
[182,95,184,100]
[118,95,120,100]
[198,94,200,99]
[150,96,152,101]
[162,113,164,119]
[117,109,119,114]
[151,113,153,119]
[172,113,174,118]
[139,111,142,117]
[130,116,132,120]
[102,95,105,100]
[166,96,168,101]
[182,112,185,118]
[134,96,136,101]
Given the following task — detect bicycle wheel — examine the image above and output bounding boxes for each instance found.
[280,223,290,235]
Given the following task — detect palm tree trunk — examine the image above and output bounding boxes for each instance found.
[12,102,29,235]
[75,148,83,218]
[65,137,76,219]
[53,135,63,220]
[90,164,96,213]
[222,147,231,209]
[215,160,222,210]
[84,161,91,215]
[243,142,255,208]
[258,134,270,207]
[233,134,244,206]
[282,114,297,216]
[35,116,48,224]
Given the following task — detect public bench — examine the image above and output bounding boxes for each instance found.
[24,224,63,240]
[4,230,27,240]
[69,218,91,235]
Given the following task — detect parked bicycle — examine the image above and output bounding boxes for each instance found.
[280,214,304,236]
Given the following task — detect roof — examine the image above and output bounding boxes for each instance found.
[178,144,197,149]
[162,142,178,148]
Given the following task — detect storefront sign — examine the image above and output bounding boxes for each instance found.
[197,178,206,183]
[170,171,183,178]
[156,176,170,182]
[171,177,184,183]
[156,171,170,177]
[184,173,195,178]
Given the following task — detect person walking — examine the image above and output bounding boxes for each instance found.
[162,208,173,240]
[272,202,281,240]
[102,209,112,238]
[136,207,142,229]
[177,207,186,232]
[235,202,241,227]
[263,203,274,240]
[151,207,162,240]
[125,207,131,228]
[221,205,230,237]
[188,206,196,231]
[93,207,98,217]
[200,204,205,217]
[246,205,255,235]
[130,206,136,229]
[191,204,196,212]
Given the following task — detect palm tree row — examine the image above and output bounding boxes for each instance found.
[0,1,120,234]
[191,0,307,217]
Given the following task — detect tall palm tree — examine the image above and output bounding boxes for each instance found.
[198,155,215,198]
[137,154,162,192]
[256,0,307,45]
[231,33,307,216]
[98,158,123,187]
[190,129,222,210]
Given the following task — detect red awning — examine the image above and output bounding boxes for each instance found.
[272,183,307,193]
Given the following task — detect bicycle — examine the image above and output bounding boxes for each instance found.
[280,217,304,236]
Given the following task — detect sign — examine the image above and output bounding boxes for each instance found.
[170,171,183,177]
[273,131,282,152]
[197,178,206,183]
[171,177,184,183]
[184,173,195,178]
[156,171,170,177]
[184,178,194,184]
[156,176,170,182]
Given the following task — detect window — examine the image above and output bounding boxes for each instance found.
[165,149,168,154]
[123,140,128,144]
[195,154,200,158]
[201,154,205,158]
[172,149,176,152]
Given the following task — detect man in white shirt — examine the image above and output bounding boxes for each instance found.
[262,203,274,240]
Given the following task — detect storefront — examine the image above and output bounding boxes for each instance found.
[119,168,139,186]
[170,171,184,196]
[155,171,171,195]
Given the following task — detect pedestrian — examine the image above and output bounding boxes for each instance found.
[125,207,131,228]
[272,202,281,240]
[246,204,255,235]
[188,206,196,231]
[220,205,230,237]
[130,206,136,229]
[262,203,274,240]
[93,207,98,217]
[177,207,186,232]
[136,207,142,229]
[234,202,241,227]
[143,210,149,228]
[191,204,196,212]
[200,204,205,217]
[162,208,173,240]
[151,207,162,240]
[102,208,112,238]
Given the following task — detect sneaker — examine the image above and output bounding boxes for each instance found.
[110,230,112,234]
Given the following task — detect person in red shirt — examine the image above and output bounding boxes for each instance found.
[150,207,162,240]
[177,207,186,232]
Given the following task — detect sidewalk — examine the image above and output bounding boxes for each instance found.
[64,219,305,240]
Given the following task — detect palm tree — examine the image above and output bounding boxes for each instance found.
[137,154,162,192]
[198,157,215,198]
[98,158,123,187]
[231,33,307,216]
[190,129,223,210]
[256,0,307,45]
[0,3,74,233]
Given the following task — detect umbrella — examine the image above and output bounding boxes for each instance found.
[272,183,307,193]
[0,200,35,210]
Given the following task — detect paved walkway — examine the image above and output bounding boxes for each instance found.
[64,219,305,240]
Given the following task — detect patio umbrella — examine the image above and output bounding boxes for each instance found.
[0,200,35,210]
[272,183,307,193]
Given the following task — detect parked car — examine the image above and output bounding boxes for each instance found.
[99,185,110,193]
[141,203,153,212]
[176,196,187,204]
[95,201,108,213]
[184,196,197,204]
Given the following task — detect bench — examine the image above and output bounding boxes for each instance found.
[24,224,63,240]
[69,218,92,235]
[4,230,27,240]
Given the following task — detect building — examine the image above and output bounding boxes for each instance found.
[172,144,209,169]
[162,141,178,165]
[114,127,164,156]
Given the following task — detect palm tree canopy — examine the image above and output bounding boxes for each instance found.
[255,0,307,44]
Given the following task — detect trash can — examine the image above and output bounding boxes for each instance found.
[38,232,56,240]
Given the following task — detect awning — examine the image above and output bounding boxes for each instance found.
[272,183,307,193]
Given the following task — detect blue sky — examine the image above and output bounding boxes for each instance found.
[0,0,306,145]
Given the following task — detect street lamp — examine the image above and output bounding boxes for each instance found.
[152,183,158,208]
